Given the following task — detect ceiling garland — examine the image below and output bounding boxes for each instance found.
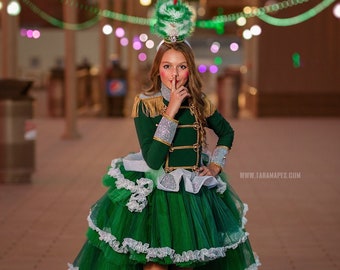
[20,0,336,31]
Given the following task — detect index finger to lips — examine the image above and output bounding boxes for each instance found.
[171,76,177,91]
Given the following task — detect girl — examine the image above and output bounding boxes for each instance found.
[68,41,259,270]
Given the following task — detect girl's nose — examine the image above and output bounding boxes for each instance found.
[172,67,179,76]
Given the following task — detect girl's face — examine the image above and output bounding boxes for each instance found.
[159,49,189,90]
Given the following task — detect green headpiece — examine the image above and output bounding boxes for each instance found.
[152,0,195,43]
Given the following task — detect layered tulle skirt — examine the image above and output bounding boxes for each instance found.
[68,153,260,270]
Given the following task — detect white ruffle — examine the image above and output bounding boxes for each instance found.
[107,153,228,212]
[67,263,79,270]
[108,157,153,213]
[123,151,151,172]
[87,211,250,264]
[68,256,259,270]
[121,152,227,194]
[242,203,249,229]
[246,262,261,270]
[216,175,227,194]
[68,258,260,270]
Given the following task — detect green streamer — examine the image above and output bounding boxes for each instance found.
[258,0,336,26]
[22,0,99,30]
[21,0,335,31]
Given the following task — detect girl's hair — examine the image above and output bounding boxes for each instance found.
[145,41,207,146]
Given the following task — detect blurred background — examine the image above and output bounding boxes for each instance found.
[1,0,339,122]
[0,1,340,270]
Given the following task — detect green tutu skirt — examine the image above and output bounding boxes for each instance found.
[68,155,260,270]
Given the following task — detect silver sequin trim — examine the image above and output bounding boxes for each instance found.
[161,83,171,101]
[153,116,178,146]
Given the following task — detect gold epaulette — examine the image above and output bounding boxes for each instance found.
[131,94,164,118]
[203,95,216,117]
[131,93,216,118]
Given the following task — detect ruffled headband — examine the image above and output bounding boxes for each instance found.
[152,0,195,43]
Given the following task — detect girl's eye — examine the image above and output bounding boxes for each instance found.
[161,64,187,71]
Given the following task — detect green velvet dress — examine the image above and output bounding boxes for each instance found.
[68,89,260,270]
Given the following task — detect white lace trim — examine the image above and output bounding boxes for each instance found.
[67,263,79,270]
[216,175,227,194]
[107,157,248,233]
[107,156,228,212]
[246,262,260,270]
[108,158,153,213]
[242,203,249,229]
[68,256,260,270]
[87,211,249,263]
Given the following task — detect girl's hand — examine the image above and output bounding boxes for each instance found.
[165,76,190,118]
[198,163,221,177]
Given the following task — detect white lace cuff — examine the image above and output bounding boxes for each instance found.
[153,115,178,146]
[210,146,229,169]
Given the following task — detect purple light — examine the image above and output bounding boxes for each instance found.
[32,30,41,39]
[115,27,125,38]
[133,41,142,50]
[145,40,155,49]
[26,30,34,38]
[210,42,220,54]
[230,42,239,52]
[138,53,147,62]
[120,37,129,46]
[209,65,219,74]
[20,28,27,37]
[198,64,207,73]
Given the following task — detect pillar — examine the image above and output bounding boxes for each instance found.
[62,2,81,139]
[1,0,18,78]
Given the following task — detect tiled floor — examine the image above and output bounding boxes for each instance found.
[1,117,340,270]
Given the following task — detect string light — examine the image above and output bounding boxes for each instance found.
[133,36,143,50]
[214,57,223,65]
[18,0,338,69]
[120,37,129,47]
[139,33,148,42]
[209,65,219,74]
[21,0,334,31]
[334,2,340,18]
[102,24,113,35]
[198,65,207,73]
[7,0,21,16]
[21,28,41,39]
[115,27,125,38]
[236,17,247,26]
[210,42,220,53]
[242,29,252,40]
[145,40,155,49]
[250,25,262,36]
[140,0,152,7]
[230,42,239,52]
[292,52,301,68]
[138,53,147,61]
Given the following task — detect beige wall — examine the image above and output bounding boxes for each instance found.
[244,4,340,116]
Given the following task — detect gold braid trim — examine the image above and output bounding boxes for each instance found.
[131,95,165,118]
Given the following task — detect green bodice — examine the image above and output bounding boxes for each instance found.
[133,93,234,172]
